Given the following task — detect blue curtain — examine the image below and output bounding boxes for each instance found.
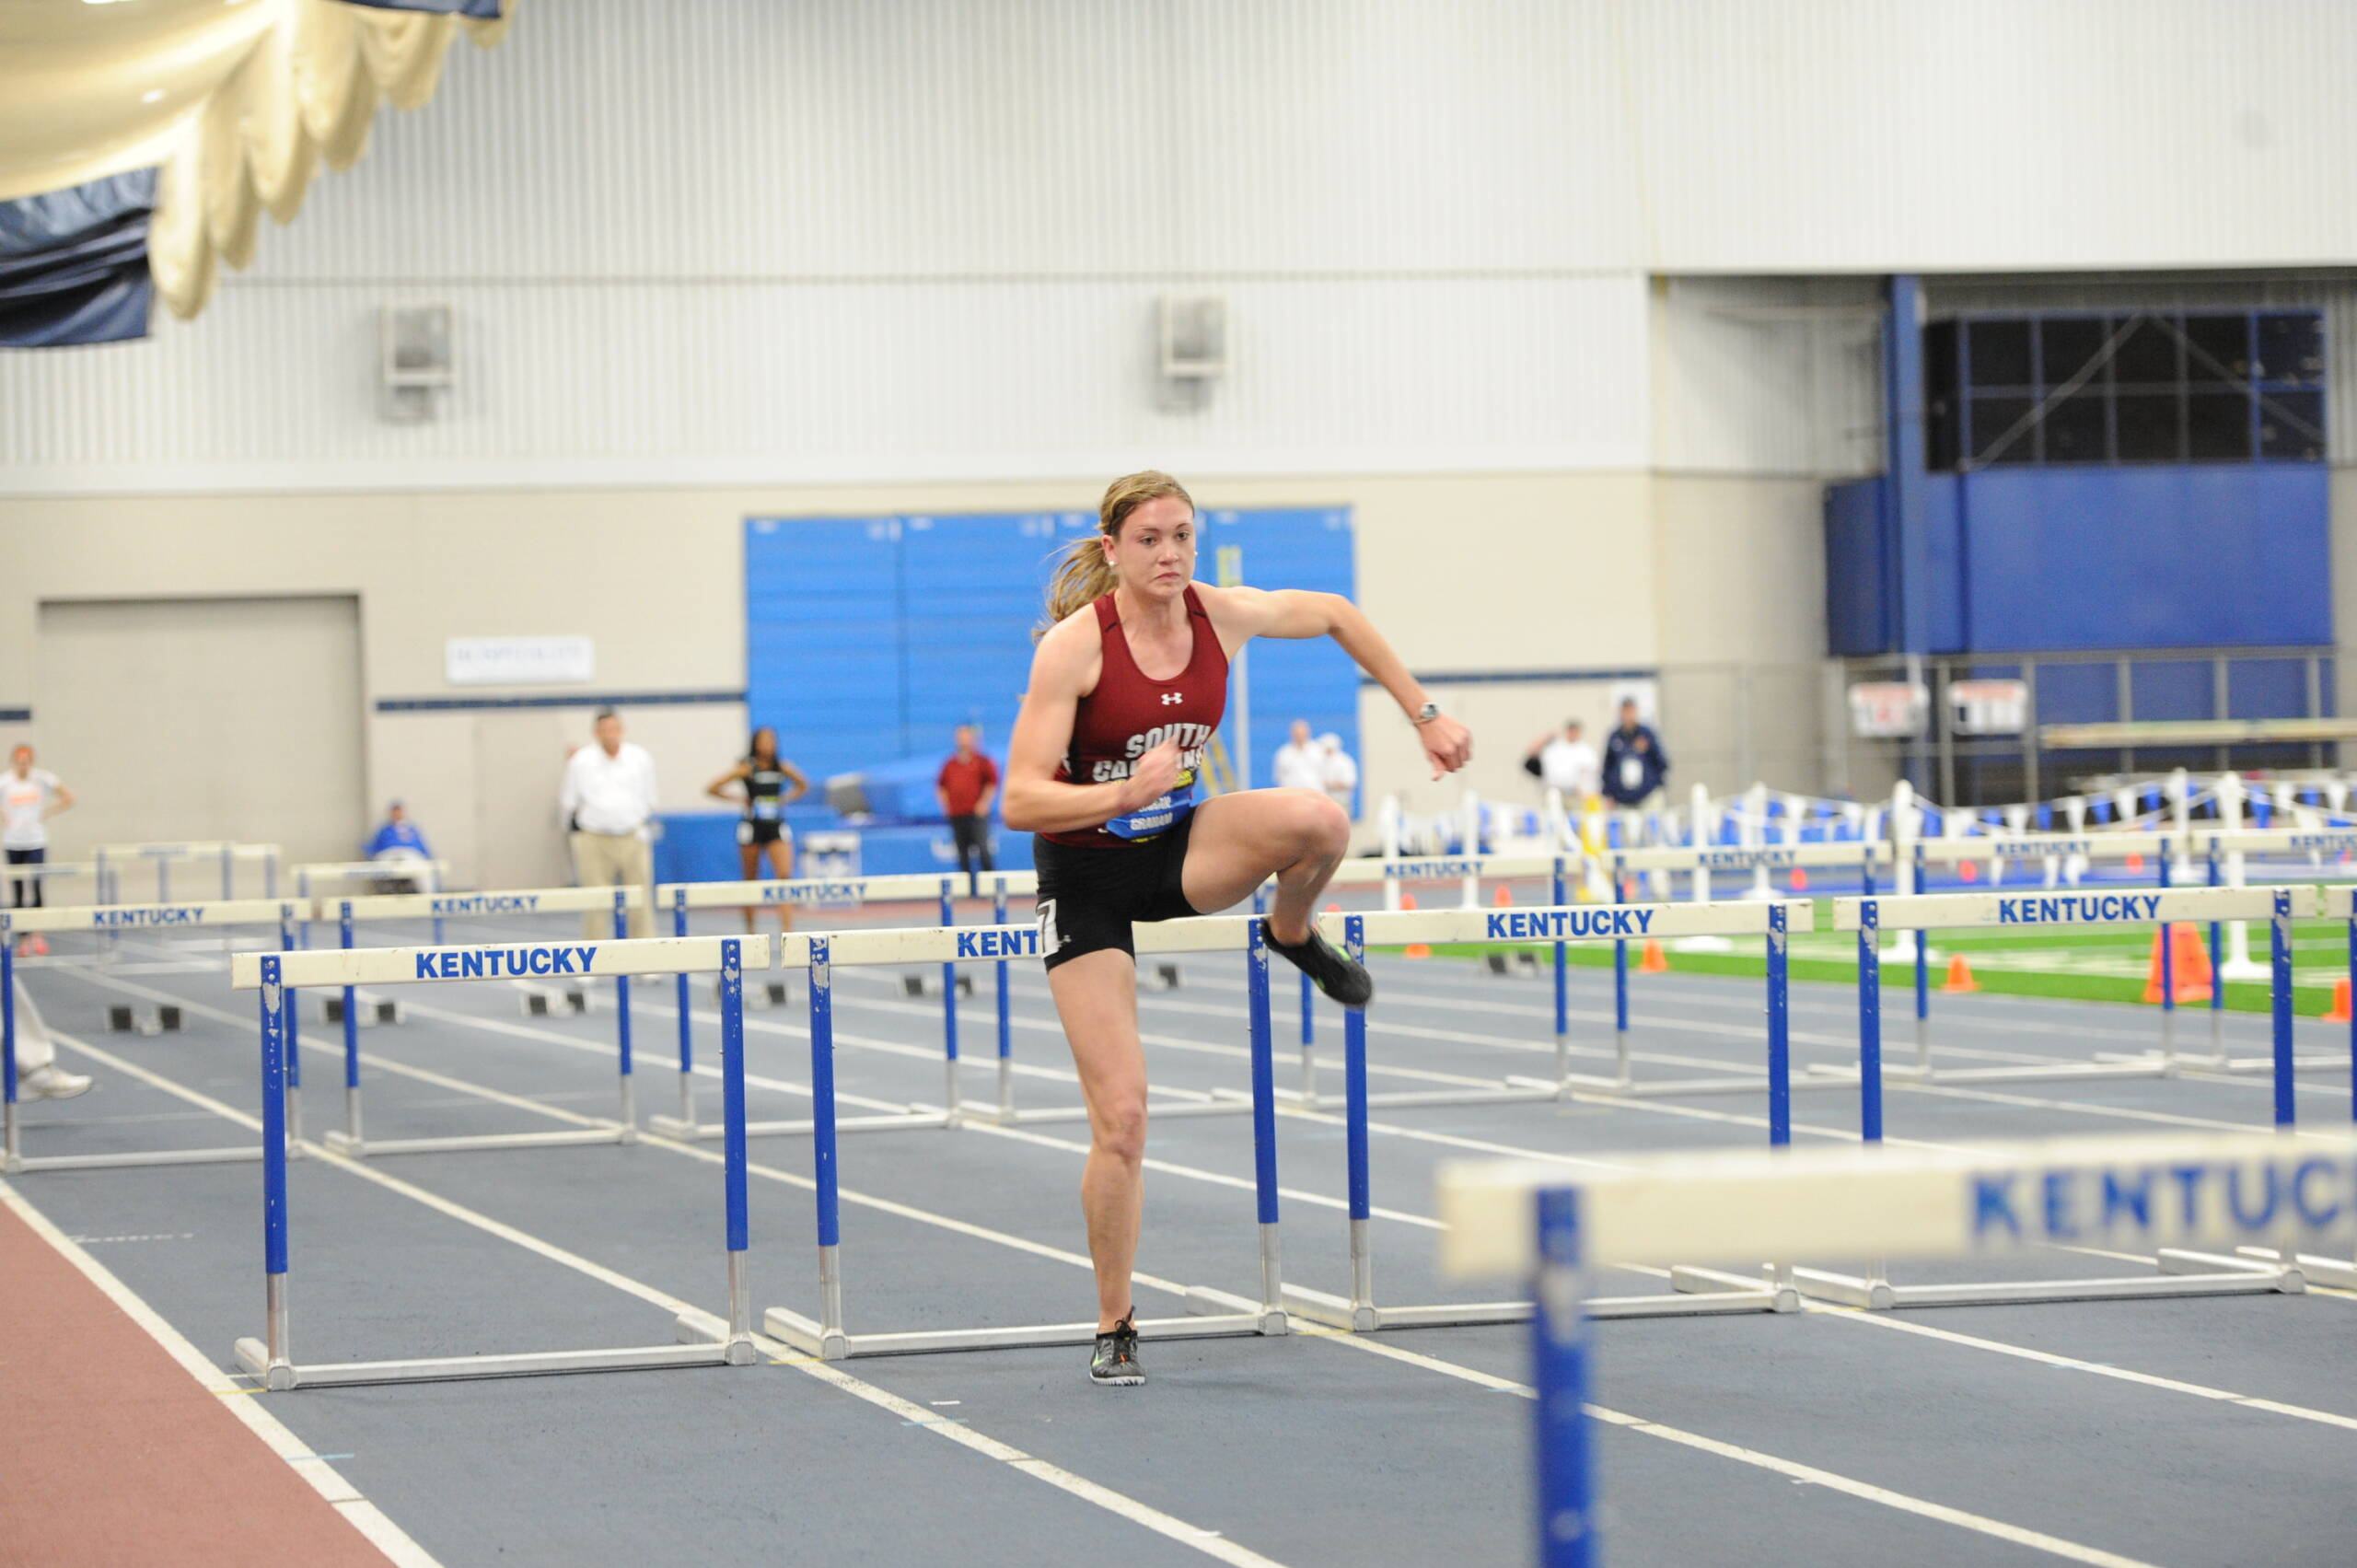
[342,0,504,16]
[0,169,157,349]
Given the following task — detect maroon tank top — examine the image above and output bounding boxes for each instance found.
[1043,585,1229,847]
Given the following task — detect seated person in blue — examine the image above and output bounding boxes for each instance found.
[365,800,434,892]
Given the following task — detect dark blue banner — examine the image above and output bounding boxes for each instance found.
[342,0,503,16]
[0,168,157,349]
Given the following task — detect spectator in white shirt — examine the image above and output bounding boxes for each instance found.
[4,744,73,957]
[1272,719,1325,794]
[560,710,657,937]
[1522,719,1601,803]
[1318,732,1359,818]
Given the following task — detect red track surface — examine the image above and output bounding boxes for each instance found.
[0,1200,397,1568]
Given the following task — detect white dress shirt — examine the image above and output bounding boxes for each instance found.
[561,742,658,837]
[1272,741,1325,794]
[1537,738,1600,799]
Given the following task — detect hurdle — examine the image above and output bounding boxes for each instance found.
[762,912,1291,1359]
[1279,900,1806,1334]
[1436,1130,2357,1568]
[227,935,763,1389]
[2,898,308,1172]
[648,871,1039,1139]
[92,841,283,905]
[1783,884,2317,1310]
[317,886,648,1157]
[2178,828,2357,1074]
[291,860,447,947]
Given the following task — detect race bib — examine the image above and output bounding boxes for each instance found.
[752,798,781,820]
[1103,771,1200,841]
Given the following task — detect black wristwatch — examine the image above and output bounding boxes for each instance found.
[1412,702,1441,726]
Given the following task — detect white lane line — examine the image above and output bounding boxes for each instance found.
[1293,1332,2166,1568]
[33,1050,1286,1565]
[52,1033,2182,1567]
[0,1181,444,1568]
[1812,1307,2357,1432]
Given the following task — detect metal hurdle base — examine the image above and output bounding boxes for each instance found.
[2234,1246,2353,1287]
[234,1335,752,1390]
[320,1125,634,1158]
[1280,1268,1796,1332]
[1808,1055,2178,1088]
[1786,1258,2300,1310]
[649,1106,953,1140]
[762,1285,1285,1361]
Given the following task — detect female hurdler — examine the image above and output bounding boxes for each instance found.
[1002,471,1473,1386]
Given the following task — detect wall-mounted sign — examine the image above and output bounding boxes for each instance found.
[446,635,596,687]
[1950,679,2029,736]
[1848,680,1929,738]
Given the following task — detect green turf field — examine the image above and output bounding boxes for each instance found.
[1407,904,2352,1017]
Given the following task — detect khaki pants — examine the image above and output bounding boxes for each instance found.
[571,830,654,938]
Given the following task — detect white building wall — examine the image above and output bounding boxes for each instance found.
[15,0,2357,492]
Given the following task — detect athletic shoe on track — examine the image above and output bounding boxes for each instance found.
[1260,918,1374,1008]
[19,1064,92,1100]
[1089,1315,1144,1387]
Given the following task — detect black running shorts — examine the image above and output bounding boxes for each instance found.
[1032,814,1202,970]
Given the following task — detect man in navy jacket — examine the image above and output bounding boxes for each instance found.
[1599,700,1669,807]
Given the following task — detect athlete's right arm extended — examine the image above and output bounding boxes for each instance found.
[1001,619,1172,834]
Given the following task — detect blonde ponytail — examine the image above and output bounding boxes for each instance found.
[1036,470,1195,639]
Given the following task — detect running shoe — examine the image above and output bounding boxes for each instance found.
[1260,917,1374,1007]
[1089,1314,1144,1387]
[19,1064,93,1100]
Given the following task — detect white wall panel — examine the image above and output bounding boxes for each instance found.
[0,273,1647,489]
[1651,277,1883,476]
[1628,0,2357,273]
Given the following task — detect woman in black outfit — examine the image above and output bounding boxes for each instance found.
[704,726,810,933]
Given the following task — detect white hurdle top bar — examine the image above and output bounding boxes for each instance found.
[2199,828,2357,856]
[332,886,644,920]
[2321,886,2357,919]
[1913,830,2173,865]
[231,934,772,991]
[1439,1130,2357,1278]
[658,872,1037,910]
[1832,885,2317,932]
[3,897,305,935]
[1325,854,1568,886]
[1606,842,1877,872]
[1323,900,1813,946]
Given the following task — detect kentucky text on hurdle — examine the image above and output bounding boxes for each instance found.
[1991,895,2168,924]
[1485,910,1656,939]
[1969,1154,2357,1242]
[412,946,600,979]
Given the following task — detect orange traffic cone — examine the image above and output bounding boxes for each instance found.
[2125,852,2145,872]
[1401,890,1430,959]
[2324,978,2351,1023]
[1941,953,1980,993]
[1325,901,1341,913]
[1493,886,1515,907]
[1638,938,1670,973]
[1789,867,1810,892]
[1957,860,1980,884]
[2141,924,2214,1004]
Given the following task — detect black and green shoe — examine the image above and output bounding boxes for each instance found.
[1260,917,1374,1007]
[1089,1314,1144,1387]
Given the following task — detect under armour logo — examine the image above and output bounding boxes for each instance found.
[1159,691,1182,705]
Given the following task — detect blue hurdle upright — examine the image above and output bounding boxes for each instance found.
[227,933,763,1388]
[1281,900,1810,1334]
[763,912,1291,1358]
[1794,884,2320,1310]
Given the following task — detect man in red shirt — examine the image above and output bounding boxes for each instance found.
[935,725,1001,879]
